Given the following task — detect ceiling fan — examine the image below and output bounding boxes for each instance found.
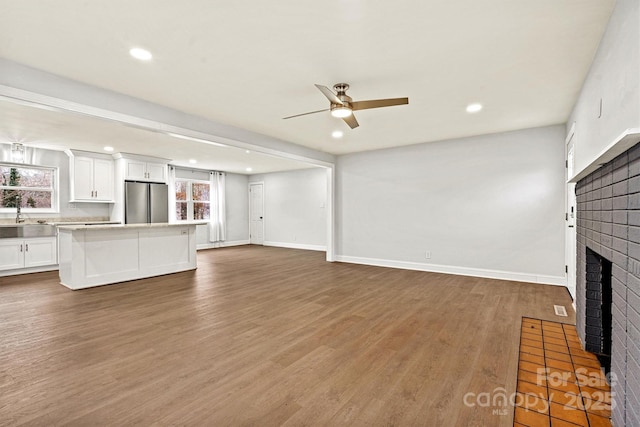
[283,83,409,129]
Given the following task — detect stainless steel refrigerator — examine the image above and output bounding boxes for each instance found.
[124,181,169,224]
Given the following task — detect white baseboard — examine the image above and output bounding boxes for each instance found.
[0,265,58,277]
[334,255,566,286]
[197,239,250,250]
[263,241,327,252]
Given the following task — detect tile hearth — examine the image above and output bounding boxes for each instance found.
[513,318,612,427]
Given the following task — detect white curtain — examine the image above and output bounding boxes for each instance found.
[168,165,177,223]
[209,171,226,242]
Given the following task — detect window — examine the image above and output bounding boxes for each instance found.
[175,179,210,221]
[0,164,57,212]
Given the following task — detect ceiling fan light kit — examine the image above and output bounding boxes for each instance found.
[284,83,408,129]
[330,105,352,118]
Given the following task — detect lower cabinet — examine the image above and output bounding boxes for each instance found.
[58,225,196,290]
[0,237,57,271]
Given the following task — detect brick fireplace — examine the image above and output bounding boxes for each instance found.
[584,247,612,373]
[576,142,640,426]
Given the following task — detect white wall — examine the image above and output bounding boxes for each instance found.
[0,144,110,221]
[225,172,249,242]
[568,0,640,174]
[336,125,566,284]
[249,168,327,250]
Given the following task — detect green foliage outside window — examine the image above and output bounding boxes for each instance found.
[0,165,55,210]
[1,167,21,208]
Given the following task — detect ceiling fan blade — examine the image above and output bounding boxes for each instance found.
[282,108,330,120]
[342,114,359,129]
[351,97,409,111]
[315,84,343,105]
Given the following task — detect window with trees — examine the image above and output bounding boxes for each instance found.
[0,164,57,212]
[175,179,210,221]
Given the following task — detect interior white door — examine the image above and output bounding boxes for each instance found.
[566,132,577,300]
[249,183,264,245]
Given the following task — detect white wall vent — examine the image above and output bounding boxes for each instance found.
[554,305,568,317]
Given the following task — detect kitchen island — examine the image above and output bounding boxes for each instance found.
[58,223,197,290]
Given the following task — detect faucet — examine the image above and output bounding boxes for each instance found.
[15,194,24,223]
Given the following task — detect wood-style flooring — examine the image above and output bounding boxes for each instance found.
[0,246,575,426]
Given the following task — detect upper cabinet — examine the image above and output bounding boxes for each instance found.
[66,150,114,203]
[124,159,167,182]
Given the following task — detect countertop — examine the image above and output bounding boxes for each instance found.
[47,221,122,226]
[57,222,199,231]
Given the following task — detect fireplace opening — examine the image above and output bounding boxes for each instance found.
[584,248,613,374]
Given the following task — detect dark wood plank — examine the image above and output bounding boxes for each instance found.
[0,246,575,426]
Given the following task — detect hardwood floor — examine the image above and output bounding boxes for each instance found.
[0,246,574,426]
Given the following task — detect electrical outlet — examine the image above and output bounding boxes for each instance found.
[293,234,297,241]
[69,203,76,210]
[425,251,431,259]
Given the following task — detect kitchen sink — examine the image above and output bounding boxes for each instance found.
[0,224,56,239]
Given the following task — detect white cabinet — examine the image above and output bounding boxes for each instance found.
[124,160,167,182]
[58,224,196,290]
[0,237,57,271]
[146,163,167,182]
[67,150,114,202]
[0,240,23,270]
[92,159,114,200]
[24,238,58,267]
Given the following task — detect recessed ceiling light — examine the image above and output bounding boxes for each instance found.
[246,167,253,172]
[129,47,153,61]
[466,103,483,113]
[189,159,197,164]
[103,146,114,152]
[245,150,251,154]
[332,130,343,139]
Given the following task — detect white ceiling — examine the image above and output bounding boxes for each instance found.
[0,98,315,174]
[0,1,615,160]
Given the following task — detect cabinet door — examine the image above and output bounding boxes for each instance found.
[23,238,57,268]
[92,158,114,201]
[0,240,24,271]
[73,156,95,200]
[146,163,167,182]
[125,160,147,180]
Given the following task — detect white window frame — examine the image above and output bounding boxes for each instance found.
[175,178,211,222]
[0,163,59,213]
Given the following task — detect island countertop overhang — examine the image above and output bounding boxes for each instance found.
[57,222,205,231]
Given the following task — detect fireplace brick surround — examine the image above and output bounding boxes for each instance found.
[576,142,640,426]
[584,247,612,371]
